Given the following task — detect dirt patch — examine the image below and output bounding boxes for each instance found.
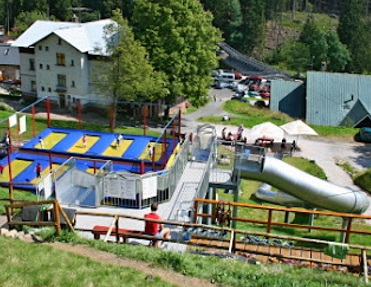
[46,242,215,287]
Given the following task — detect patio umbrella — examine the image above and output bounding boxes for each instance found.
[280,120,318,136]
[249,122,285,141]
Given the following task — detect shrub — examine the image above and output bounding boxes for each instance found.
[0,101,15,112]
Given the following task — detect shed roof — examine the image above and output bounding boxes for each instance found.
[11,19,116,56]
[0,43,19,65]
[340,99,371,127]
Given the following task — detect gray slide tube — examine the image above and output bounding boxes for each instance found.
[237,156,369,214]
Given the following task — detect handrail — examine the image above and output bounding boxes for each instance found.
[194,198,371,243]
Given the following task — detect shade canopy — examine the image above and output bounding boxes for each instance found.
[250,122,285,140]
[280,120,318,136]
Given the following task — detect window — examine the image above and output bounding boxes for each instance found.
[70,59,74,66]
[31,81,36,92]
[47,65,50,70]
[3,48,9,55]
[29,59,35,70]
[39,64,43,69]
[71,80,75,87]
[58,38,62,45]
[56,53,65,66]
[38,46,42,51]
[48,88,51,92]
[57,74,66,87]
[45,46,49,51]
[41,87,45,91]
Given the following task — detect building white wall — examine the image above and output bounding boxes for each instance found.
[19,52,36,94]
[19,33,100,106]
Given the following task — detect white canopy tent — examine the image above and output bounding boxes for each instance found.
[249,122,285,141]
[280,120,318,136]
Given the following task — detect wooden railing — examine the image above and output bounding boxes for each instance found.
[194,198,371,244]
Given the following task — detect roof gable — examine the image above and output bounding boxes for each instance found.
[340,99,371,127]
[11,19,116,56]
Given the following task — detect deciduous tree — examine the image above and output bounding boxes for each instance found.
[338,0,371,73]
[94,9,167,104]
[325,30,350,72]
[132,0,221,111]
[299,18,328,70]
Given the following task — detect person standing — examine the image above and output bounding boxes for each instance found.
[5,134,10,148]
[82,134,87,149]
[144,202,171,247]
[281,138,287,152]
[290,140,296,155]
[0,163,4,176]
[147,144,153,159]
[237,124,244,141]
[222,127,227,140]
[116,134,123,147]
[38,137,44,149]
[35,162,42,178]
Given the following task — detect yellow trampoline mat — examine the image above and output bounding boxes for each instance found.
[165,143,180,169]
[102,139,133,157]
[35,132,67,149]
[68,135,100,153]
[138,142,167,161]
[0,160,33,182]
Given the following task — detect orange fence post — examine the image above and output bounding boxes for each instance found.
[46,97,51,127]
[31,105,36,137]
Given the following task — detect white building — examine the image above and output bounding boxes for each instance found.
[11,19,116,108]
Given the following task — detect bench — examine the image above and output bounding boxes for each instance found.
[92,225,159,247]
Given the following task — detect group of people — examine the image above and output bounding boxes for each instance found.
[221,124,247,143]
[280,138,297,155]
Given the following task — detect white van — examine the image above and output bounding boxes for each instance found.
[214,72,235,83]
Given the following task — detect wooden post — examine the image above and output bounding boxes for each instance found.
[151,147,155,171]
[162,130,167,169]
[362,249,369,284]
[48,151,53,171]
[104,217,117,243]
[110,103,115,132]
[229,230,236,253]
[193,201,199,224]
[46,97,51,127]
[53,200,61,236]
[140,161,144,174]
[345,218,352,243]
[115,215,120,243]
[57,203,75,233]
[267,209,272,234]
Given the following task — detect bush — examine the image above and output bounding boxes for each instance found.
[0,101,15,112]
[353,169,371,193]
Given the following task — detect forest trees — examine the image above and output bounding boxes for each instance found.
[337,0,371,73]
[132,0,221,110]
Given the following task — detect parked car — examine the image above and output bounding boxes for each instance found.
[231,95,249,103]
[359,127,371,143]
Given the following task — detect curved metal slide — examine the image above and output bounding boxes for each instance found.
[236,156,370,214]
